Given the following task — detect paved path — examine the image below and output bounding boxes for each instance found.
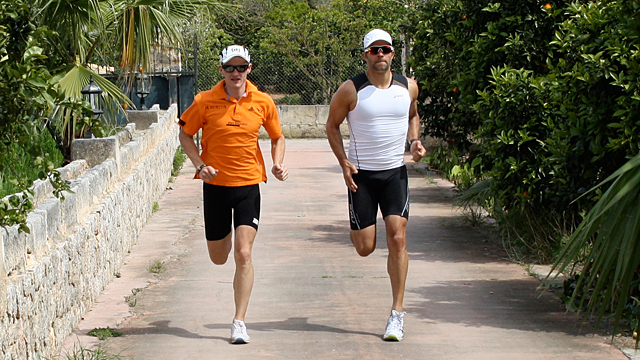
[64,139,626,360]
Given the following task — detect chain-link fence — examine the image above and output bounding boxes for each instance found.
[188,48,407,105]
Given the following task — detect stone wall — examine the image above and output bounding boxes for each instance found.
[263,105,437,149]
[0,104,180,359]
[260,105,349,139]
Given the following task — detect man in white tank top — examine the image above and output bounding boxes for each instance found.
[326,29,427,342]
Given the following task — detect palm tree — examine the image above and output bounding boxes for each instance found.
[33,0,230,153]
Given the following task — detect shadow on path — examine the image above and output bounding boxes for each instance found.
[117,317,380,344]
[206,317,380,340]
[118,320,225,341]
[405,279,594,336]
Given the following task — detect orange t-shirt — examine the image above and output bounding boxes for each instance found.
[179,80,283,186]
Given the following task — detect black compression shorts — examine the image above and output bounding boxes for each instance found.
[348,165,409,230]
[203,183,261,240]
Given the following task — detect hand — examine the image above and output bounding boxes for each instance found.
[411,140,427,162]
[199,166,219,182]
[342,160,358,192]
[272,164,289,181]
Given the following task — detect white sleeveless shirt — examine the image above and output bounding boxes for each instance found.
[347,73,411,171]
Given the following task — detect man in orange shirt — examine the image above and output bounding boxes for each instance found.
[178,45,288,344]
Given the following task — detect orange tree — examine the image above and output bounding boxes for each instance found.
[471,0,640,249]
[411,0,569,154]
[411,0,640,336]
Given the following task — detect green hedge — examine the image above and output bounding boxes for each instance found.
[412,0,640,256]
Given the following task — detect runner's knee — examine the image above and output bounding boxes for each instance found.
[351,231,376,256]
[209,251,230,265]
[234,247,252,267]
[207,235,232,265]
[387,232,406,252]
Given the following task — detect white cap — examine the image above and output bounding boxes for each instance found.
[220,45,251,64]
[363,29,393,49]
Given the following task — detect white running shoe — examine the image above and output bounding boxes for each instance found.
[383,310,405,341]
[230,319,250,344]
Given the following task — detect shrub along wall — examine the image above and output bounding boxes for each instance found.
[0,105,180,359]
[411,0,640,259]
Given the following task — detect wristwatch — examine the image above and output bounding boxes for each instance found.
[197,164,206,174]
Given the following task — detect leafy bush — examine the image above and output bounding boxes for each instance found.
[412,0,640,335]
[0,124,63,197]
[0,0,69,231]
[412,0,639,258]
[411,0,569,153]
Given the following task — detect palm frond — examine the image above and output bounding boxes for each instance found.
[457,178,492,205]
[36,0,103,62]
[54,65,132,137]
[114,0,234,78]
[549,152,640,336]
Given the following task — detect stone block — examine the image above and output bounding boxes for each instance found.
[25,211,46,258]
[38,199,61,242]
[315,105,330,125]
[1,226,25,276]
[57,160,88,181]
[69,176,92,221]
[97,158,118,191]
[30,178,53,209]
[277,105,316,126]
[0,231,5,278]
[5,278,19,320]
[83,167,108,204]
[60,190,78,229]
[70,137,119,168]
[126,109,159,130]
[339,123,349,137]
[114,125,134,147]
[286,124,327,138]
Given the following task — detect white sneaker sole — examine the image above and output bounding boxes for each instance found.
[383,333,403,341]
[231,337,250,344]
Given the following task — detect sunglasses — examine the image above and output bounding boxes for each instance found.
[365,45,395,55]
[222,64,250,73]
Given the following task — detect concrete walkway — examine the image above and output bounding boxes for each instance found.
[64,139,627,360]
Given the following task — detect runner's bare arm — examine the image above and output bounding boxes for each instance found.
[326,81,359,192]
[271,135,288,181]
[178,128,218,181]
[407,79,426,162]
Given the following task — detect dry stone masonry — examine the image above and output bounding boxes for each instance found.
[0,104,180,359]
[0,104,359,359]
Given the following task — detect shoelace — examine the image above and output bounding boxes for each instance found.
[233,323,246,332]
[387,315,403,332]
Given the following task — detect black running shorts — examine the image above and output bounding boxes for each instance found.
[348,165,409,230]
[203,183,261,241]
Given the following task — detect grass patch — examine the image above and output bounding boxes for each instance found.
[51,343,127,360]
[148,260,166,274]
[171,146,187,177]
[124,288,143,307]
[152,202,160,213]
[87,327,123,340]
